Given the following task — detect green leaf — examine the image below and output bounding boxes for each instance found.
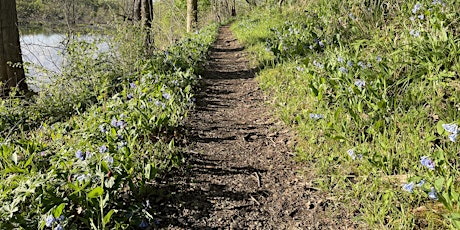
[103,209,117,225]
[87,186,104,199]
[145,163,151,180]
[437,120,446,135]
[53,203,66,218]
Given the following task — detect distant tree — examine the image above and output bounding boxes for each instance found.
[187,0,198,32]
[0,0,29,96]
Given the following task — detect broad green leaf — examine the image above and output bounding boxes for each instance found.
[103,209,117,225]
[87,186,104,199]
[53,203,66,218]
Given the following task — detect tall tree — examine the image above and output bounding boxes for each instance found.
[187,0,198,33]
[0,0,28,95]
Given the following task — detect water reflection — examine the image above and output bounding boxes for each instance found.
[19,29,108,91]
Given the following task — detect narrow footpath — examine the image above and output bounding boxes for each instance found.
[156,26,353,229]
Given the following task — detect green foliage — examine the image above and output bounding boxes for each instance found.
[233,0,460,228]
[0,23,218,229]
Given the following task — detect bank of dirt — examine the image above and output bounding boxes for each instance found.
[154,25,355,229]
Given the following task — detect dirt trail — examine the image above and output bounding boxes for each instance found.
[155,26,352,229]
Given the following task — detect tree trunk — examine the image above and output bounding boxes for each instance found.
[133,0,141,21]
[186,0,198,33]
[141,0,154,53]
[0,0,28,95]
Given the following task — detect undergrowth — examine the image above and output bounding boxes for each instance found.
[233,0,460,228]
[0,22,218,229]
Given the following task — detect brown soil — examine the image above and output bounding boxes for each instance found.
[153,26,355,229]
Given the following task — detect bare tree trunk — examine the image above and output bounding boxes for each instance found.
[133,0,141,21]
[141,0,154,53]
[0,0,28,95]
[187,0,198,33]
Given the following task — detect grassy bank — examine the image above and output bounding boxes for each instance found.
[0,22,218,229]
[232,1,460,228]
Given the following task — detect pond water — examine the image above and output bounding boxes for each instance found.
[19,29,108,91]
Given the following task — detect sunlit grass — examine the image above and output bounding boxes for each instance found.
[233,0,460,228]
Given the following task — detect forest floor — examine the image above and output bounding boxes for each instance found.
[154,26,355,229]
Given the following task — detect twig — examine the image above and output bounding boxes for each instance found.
[250,194,260,206]
[253,172,261,187]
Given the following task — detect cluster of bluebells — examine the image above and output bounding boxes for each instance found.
[402,179,425,193]
[313,60,324,69]
[75,150,92,161]
[409,29,420,37]
[402,180,438,201]
[45,215,64,229]
[162,92,171,100]
[111,117,127,129]
[309,113,324,120]
[442,123,458,142]
[354,79,366,89]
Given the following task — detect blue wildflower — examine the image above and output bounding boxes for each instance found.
[139,220,149,228]
[296,66,305,72]
[417,179,425,187]
[418,14,424,20]
[162,92,171,100]
[127,94,133,100]
[442,123,458,133]
[116,120,127,129]
[318,40,324,47]
[376,56,382,62]
[402,182,415,193]
[57,215,64,222]
[431,0,444,5]
[130,82,136,88]
[442,123,458,142]
[347,149,361,160]
[99,124,107,133]
[412,3,422,14]
[75,174,86,182]
[309,113,324,120]
[111,117,118,127]
[449,133,458,142]
[347,61,353,67]
[75,150,85,161]
[313,60,324,69]
[46,216,55,227]
[339,67,348,73]
[337,56,344,63]
[347,149,356,159]
[358,61,366,69]
[99,145,108,153]
[54,224,63,230]
[105,156,114,165]
[420,156,435,170]
[410,29,420,37]
[85,151,92,160]
[354,79,366,88]
[428,187,438,200]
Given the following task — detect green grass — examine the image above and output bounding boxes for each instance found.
[232,1,460,228]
